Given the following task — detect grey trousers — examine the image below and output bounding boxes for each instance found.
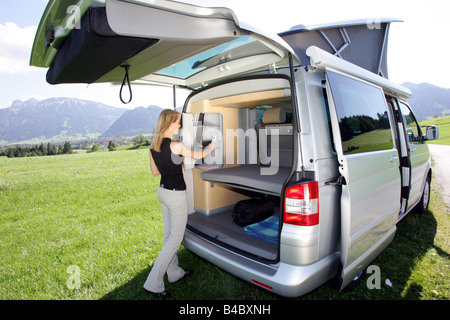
[143,186,187,293]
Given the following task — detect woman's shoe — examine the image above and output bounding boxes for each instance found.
[170,269,194,284]
[143,288,171,299]
[180,269,194,281]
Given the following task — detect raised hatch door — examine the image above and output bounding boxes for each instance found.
[30,0,297,88]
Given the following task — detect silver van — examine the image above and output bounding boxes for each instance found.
[31,0,439,297]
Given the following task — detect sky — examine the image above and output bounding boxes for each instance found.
[1,0,450,110]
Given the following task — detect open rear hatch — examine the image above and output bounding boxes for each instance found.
[30,0,297,88]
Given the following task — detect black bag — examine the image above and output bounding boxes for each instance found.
[232,198,275,227]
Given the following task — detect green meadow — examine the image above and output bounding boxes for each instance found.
[0,147,448,300]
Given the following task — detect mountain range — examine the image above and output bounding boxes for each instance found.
[0,98,127,144]
[0,82,449,145]
[101,105,163,138]
[402,82,450,120]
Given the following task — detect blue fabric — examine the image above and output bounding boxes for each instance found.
[243,212,279,244]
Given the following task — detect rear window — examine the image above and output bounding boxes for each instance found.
[155,35,271,80]
[327,71,393,154]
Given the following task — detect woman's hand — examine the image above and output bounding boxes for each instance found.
[171,141,216,160]
[207,141,216,152]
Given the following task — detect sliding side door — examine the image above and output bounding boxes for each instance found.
[325,70,401,290]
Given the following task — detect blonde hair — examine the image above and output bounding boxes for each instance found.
[150,109,180,152]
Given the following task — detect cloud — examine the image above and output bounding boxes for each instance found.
[0,22,38,74]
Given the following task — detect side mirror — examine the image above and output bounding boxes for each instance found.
[424,125,439,141]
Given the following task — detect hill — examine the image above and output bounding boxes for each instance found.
[404,82,450,121]
[0,98,126,144]
[101,105,163,137]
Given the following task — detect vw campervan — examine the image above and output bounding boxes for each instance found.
[30,0,439,297]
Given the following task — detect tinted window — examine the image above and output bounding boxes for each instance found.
[155,35,271,80]
[399,102,422,143]
[327,72,393,154]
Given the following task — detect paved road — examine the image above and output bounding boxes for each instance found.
[428,144,450,208]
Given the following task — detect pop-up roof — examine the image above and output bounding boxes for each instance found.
[279,18,400,78]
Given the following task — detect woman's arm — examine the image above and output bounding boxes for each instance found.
[149,150,160,176]
[170,141,216,160]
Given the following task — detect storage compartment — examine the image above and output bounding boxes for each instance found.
[187,190,281,261]
[184,78,294,262]
[192,167,248,215]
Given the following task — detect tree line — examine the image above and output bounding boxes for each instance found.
[0,141,73,158]
[1,134,152,158]
[339,112,391,142]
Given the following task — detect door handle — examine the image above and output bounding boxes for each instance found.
[389,156,398,165]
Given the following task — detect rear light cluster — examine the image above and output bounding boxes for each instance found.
[284,181,319,226]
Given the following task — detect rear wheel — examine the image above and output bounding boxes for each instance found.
[415,176,431,213]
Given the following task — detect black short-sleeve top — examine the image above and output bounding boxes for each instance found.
[151,138,186,190]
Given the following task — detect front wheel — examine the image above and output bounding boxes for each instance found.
[415,176,431,213]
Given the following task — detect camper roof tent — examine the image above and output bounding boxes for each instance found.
[279,18,401,78]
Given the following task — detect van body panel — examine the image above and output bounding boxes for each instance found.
[407,143,431,207]
[280,224,319,265]
[340,225,396,286]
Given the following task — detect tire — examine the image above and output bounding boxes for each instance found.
[415,175,431,213]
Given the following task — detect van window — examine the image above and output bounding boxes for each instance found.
[399,102,422,143]
[327,71,394,154]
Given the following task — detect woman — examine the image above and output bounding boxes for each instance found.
[143,109,216,299]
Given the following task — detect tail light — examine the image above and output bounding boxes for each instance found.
[284,181,319,226]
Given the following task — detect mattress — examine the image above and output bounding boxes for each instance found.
[200,164,291,195]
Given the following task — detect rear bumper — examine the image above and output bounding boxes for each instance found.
[182,229,340,297]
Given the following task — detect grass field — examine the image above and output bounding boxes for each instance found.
[0,148,448,301]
